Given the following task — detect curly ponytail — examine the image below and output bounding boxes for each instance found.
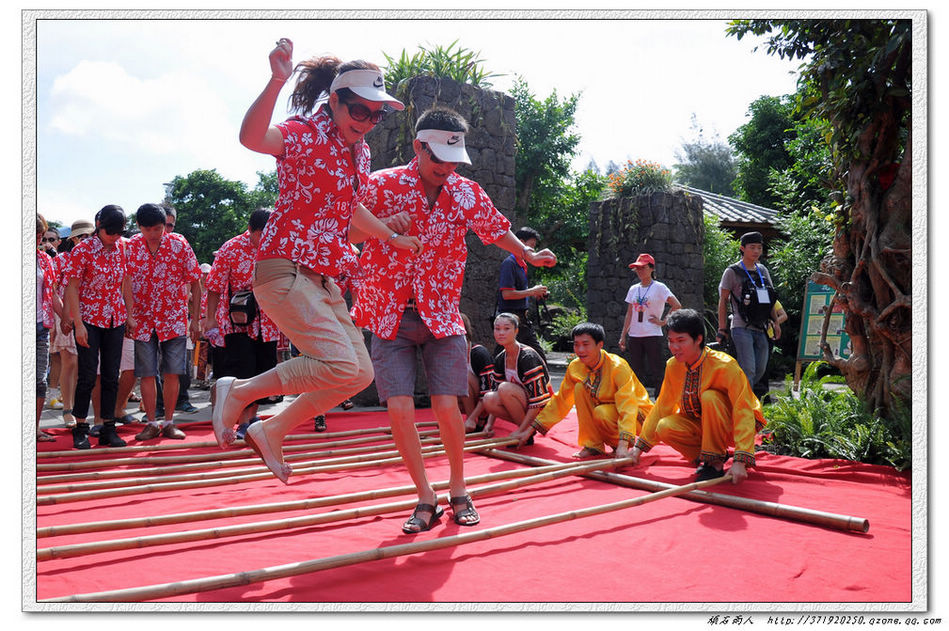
[289,56,381,115]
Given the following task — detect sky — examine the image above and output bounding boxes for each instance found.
[31,14,808,230]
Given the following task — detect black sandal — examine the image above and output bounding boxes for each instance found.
[402,503,444,534]
[449,494,480,527]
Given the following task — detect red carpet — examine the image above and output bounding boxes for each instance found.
[33,410,911,604]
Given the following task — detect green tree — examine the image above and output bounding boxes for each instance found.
[728,95,795,207]
[765,115,835,361]
[511,77,603,291]
[701,212,740,315]
[768,115,835,215]
[673,115,738,194]
[249,170,279,208]
[766,206,835,364]
[165,169,277,264]
[512,78,582,230]
[531,168,604,309]
[728,19,912,420]
[533,168,605,255]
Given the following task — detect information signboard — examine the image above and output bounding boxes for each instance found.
[797,280,852,362]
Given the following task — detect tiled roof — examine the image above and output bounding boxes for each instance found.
[679,185,780,227]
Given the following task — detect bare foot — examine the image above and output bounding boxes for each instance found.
[572,446,604,459]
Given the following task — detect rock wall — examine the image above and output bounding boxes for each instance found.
[587,190,705,358]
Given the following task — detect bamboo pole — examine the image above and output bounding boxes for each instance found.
[36,432,454,492]
[36,437,517,505]
[37,461,580,538]
[37,457,625,561]
[36,434,487,495]
[36,429,441,473]
[35,421,441,459]
[479,448,870,533]
[39,474,730,602]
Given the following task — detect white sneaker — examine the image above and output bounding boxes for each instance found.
[47,397,64,410]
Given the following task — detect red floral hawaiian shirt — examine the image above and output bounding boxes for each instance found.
[51,252,69,299]
[351,158,511,340]
[206,231,280,342]
[36,250,58,328]
[256,106,370,278]
[60,235,128,328]
[126,232,200,342]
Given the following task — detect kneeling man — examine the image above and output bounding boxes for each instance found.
[511,322,653,460]
[628,308,766,484]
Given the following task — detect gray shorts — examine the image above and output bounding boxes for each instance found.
[370,308,467,403]
[134,334,187,378]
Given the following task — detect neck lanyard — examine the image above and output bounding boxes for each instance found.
[739,260,764,288]
[636,281,653,306]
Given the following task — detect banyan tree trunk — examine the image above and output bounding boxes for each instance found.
[812,121,912,419]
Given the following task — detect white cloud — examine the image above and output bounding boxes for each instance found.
[48,60,235,160]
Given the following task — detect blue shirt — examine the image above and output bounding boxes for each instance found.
[497,254,528,312]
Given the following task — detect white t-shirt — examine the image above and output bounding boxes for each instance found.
[505,367,522,385]
[624,280,675,337]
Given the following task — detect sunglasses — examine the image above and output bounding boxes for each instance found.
[422,143,450,166]
[342,101,388,125]
[42,237,59,242]
[165,223,175,229]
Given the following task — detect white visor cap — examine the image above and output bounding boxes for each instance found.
[329,69,404,110]
[416,129,471,165]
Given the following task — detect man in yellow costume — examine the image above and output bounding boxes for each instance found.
[629,308,766,484]
[510,322,653,459]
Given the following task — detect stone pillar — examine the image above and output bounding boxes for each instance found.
[587,190,705,358]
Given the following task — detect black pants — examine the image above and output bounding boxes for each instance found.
[214,334,278,406]
[74,322,125,421]
[213,333,278,380]
[625,335,665,392]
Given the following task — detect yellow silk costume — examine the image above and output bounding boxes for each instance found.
[532,350,653,452]
[634,347,766,466]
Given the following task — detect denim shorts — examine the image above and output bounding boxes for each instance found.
[370,308,467,403]
[134,334,187,377]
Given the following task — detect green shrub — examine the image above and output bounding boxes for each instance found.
[534,250,587,311]
[701,212,740,316]
[382,41,501,90]
[545,310,586,342]
[607,159,672,197]
[760,362,911,471]
[768,206,834,324]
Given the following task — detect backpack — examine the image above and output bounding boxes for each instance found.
[728,263,777,329]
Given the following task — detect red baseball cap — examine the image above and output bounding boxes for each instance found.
[628,253,656,269]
